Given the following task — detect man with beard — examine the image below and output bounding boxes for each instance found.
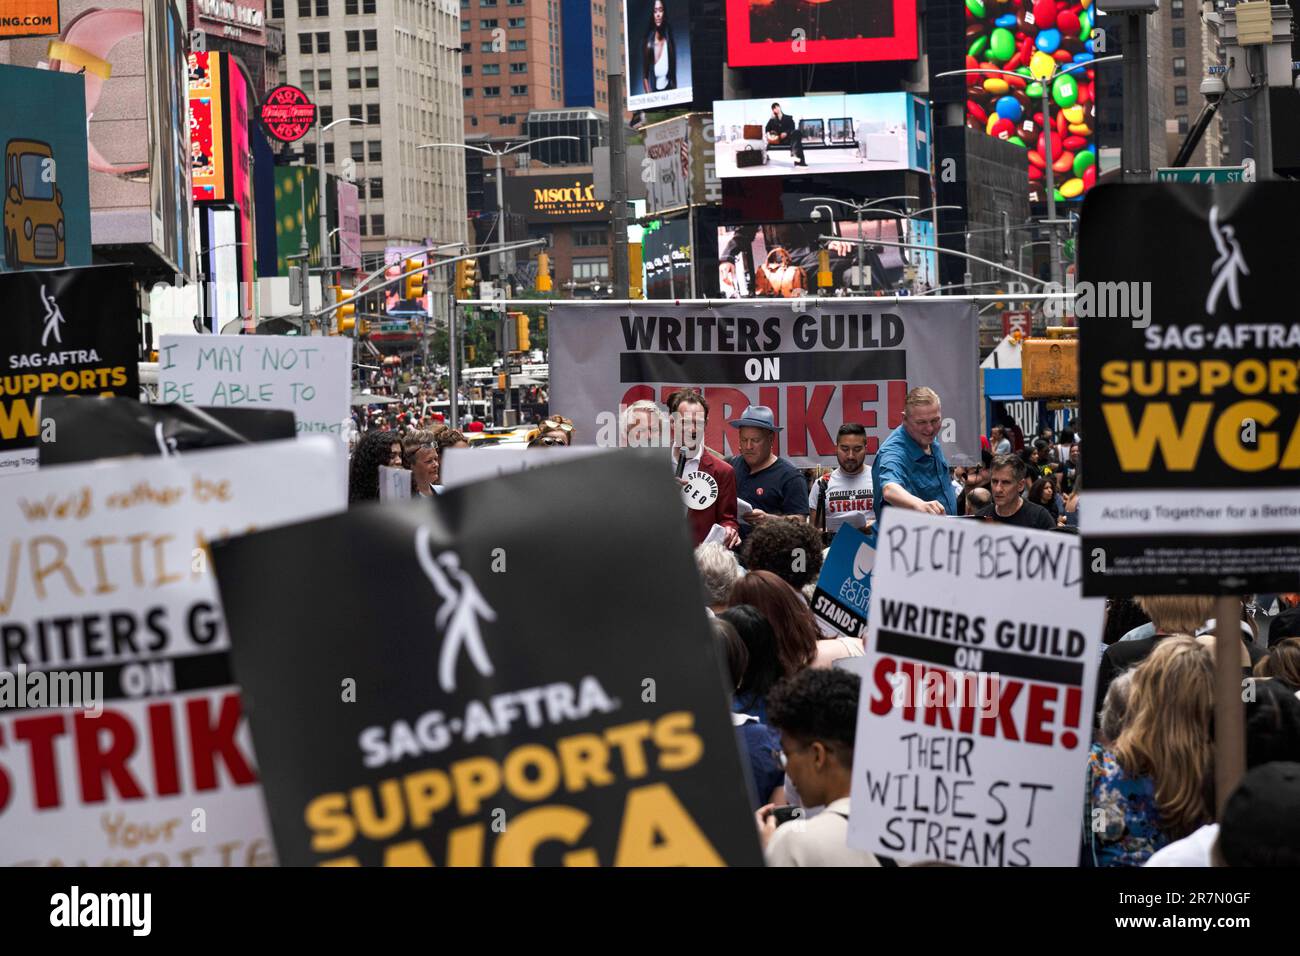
[810,423,874,537]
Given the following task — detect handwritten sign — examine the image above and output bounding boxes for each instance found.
[0,437,346,865]
[847,510,1103,867]
[157,335,352,442]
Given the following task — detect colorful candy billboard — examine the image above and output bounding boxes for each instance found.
[963,0,1099,203]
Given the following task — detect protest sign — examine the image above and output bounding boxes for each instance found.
[38,397,295,465]
[158,335,352,443]
[0,438,346,866]
[809,526,876,639]
[440,443,609,488]
[379,465,412,501]
[0,265,139,475]
[1078,184,1300,595]
[210,451,762,866]
[548,302,980,468]
[847,509,1103,866]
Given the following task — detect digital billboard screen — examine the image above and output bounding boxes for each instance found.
[713,92,929,179]
[725,0,917,67]
[624,0,694,111]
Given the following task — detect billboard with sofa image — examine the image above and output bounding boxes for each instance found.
[713,92,929,178]
[718,214,936,298]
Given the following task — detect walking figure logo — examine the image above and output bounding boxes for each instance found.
[1205,205,1248,315]
[40,284,66,347]
[415,527,497,693]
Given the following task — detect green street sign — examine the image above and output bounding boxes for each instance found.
[1156,165,1251,184]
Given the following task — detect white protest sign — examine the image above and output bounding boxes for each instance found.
[440,444,610,488]
[379,465,411,501]
[157,336,353,442]
[0,437,346,865]
[847,510,1103,867]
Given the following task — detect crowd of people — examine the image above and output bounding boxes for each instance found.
[342,380,1300,867]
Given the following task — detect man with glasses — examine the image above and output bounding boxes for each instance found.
[755,668,879,866]
[727,404,809,542]
[871,386,957,522]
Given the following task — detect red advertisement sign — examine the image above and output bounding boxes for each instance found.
[260,85,316,142]
[725,0,918,67]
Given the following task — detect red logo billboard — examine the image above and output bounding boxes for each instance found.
[260,85,316,142]
[725,0,918,67]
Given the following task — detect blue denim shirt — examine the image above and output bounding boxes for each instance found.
[871,424,958,523]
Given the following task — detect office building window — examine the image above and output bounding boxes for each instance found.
[1172,27,1185,48]
[315,31,330,52]
[1174,86,1188,106]
[360,216,368,236]
[348,67,361,89]
[346,0,358,11]
[508,17,525,27]
[573,227,608,247]
[508,0,524,5]
[510,84,526,95]
[483,63,500,74]
[461,42,471,53]
[463,63,473,75]
[1173,57,1186,76]
[369,178,384,199]
[464,87,474,97]
[349,103,363,120]
[461,19,469,31]
[368,141,382,162]
[315,0,328,14]
[510,62,526,73]
[499,114,517,123]
[363,0,374,10]
[371,214,385,235]
[319,105,334,125]
[508,39,526,50]
[299,70,315,91]
[346,30,360,51]
[298,33,313,54]
[303,143,317,164]
[317,69,332,91]
[323,143,335,164]
[480,41,494,52]
[1171,0,1183,16]
[298,0,311,16]
[351,141,365,161]
[365,66,379,88]
[573,257,609,279]
[271,0,284,17]
[482,0,496,5]
[364,29,377,50]
[481,18,498,27]
[484,86,500,96]
[367,103,381,124]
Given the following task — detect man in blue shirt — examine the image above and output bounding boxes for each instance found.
[728,404,809,541]
[871,386,958,523]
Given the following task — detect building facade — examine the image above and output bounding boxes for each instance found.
[269,0,468,264]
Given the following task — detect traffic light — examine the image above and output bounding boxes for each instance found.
[817,249,833,289]
[497,373,506,390]
[335,286,357,334]
[535,251,552,292]
[466,344,476,362]
[404,258,426,300]
[456,258,478,299]
[514,312,530,352]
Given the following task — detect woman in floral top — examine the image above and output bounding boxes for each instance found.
[1084,637,1215,867]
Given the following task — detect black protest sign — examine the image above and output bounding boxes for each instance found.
[1078,184,1300,595]
[38,396,296,466]
[211,451,762,866]
[0,265,139,470]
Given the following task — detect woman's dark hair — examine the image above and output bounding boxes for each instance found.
[1102,597,1152,646]
[641,0,676,91]
[740,519,824,590]
[1029,477,1055,506]
[348,430,398,504]
[710,617,748,690]
[718,604,783,705]
[728,571,819,677]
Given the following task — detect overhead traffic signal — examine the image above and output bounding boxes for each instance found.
[817,249,833,289]
[404,258,426,300]
[456,258,478,299]
[535,251,552,292]
[335,286,357,334]
[512,312,530,352]
[466,344,476,362]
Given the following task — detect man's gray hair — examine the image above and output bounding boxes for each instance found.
[1099,670,1134,745]
[620,399,670,447]
[694,542,740,606]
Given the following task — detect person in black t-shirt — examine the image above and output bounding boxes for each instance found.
[975,454,1055,530]
[728,404,809,542]
[765,103,807,166]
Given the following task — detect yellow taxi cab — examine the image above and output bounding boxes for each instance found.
[4,139,65,268]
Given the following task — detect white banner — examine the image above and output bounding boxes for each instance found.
[847,509,1104,866]
[0,438,346,865]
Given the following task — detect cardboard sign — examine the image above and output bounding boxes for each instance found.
[847,510,1103,866]
[0,438,347,866]
[809,525,876,639]
[158,335,352,443]
[548,302,980,468]
[37,397,295,466]
[209,452,762,866]
[1078,185,1300,595]
[0,265,139,474]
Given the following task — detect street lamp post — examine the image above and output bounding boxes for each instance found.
[936,57,1121,287]
[317,118,369,273]
[418,137,577,423]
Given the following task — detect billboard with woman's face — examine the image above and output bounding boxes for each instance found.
[624,0,693,111]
